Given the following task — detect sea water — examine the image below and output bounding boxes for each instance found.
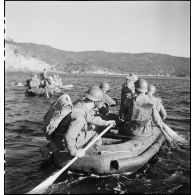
[5,72,190,194]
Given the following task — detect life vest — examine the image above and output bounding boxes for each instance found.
[125,97,153,127]
[44,94,73,140]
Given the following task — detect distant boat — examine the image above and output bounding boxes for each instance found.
[61,84,73,89]
[17,82,24,87]
[9,81,24,87]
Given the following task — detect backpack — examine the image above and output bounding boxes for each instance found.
[44,94,72,140]
[127,97,153,126]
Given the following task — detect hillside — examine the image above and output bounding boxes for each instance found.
[5,40,190,77]
[5,42,50,72]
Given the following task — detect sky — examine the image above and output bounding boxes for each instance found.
[5,1,190,57]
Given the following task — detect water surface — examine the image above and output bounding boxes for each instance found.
[5,72,190,194]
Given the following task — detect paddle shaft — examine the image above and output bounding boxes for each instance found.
[26,123,113,194]
[162,123,177,136]
[83,123,114,152]
[162,122,187,142]
[160,125,181,150]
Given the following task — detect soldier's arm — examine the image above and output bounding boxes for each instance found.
[159,101,167,121]
[152,106,163,129]
[86,112,111,126]
[103,94,116,106]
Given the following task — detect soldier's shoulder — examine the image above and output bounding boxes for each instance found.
[150,96,158,103]
[136,94,150,103]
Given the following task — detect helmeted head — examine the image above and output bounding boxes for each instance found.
[85,86,104,102]
[148,84,156,94]
[126,73,138,82]
[40,72,47,79]
[31,73,36,78]
[99,82,110,92]
[134,79,148,93]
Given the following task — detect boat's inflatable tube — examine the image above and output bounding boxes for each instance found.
[51,128,165,175]
[25,85,73,97]
[110,135,164,173]
[25,88,63,97]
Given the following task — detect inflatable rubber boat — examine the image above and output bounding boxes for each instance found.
[25,85,73,97]
[45,127,165,175]
[25,88,63,97]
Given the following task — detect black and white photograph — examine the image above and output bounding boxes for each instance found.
[4,1,190,194]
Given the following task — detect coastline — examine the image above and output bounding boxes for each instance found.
[5,70,190,80]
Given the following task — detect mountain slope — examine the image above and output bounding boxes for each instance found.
[5,40,190,77]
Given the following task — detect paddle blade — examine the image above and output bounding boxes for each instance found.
[26,124,113,194]
[26,156,78,194]
[162,123,189,144]
[26,172,61,194]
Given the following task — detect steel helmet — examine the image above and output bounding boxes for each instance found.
[126,73,138,82]
[85,86,104,102]
[99,82,110,92]
[148,84,156,94]
[40,72,46,79]
[134,79,148,93]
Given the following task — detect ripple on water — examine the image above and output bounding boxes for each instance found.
[5,72,190,194]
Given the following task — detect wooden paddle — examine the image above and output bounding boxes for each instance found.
[159,125,181,150]
[26,123,114,194]
[162,122,188,144]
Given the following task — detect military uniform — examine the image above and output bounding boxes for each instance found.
[119,81,135,118]
[103,93,116,107]
[120,93,162,136]
[64,101,111,156]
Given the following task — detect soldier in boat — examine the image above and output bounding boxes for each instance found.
[119,79,163,136]
[119,73,138,119]
[44,86,116,159]
[99,82,117,107]
[26,73,40,90]
[64,86,116,158]
[98,82,119,122]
